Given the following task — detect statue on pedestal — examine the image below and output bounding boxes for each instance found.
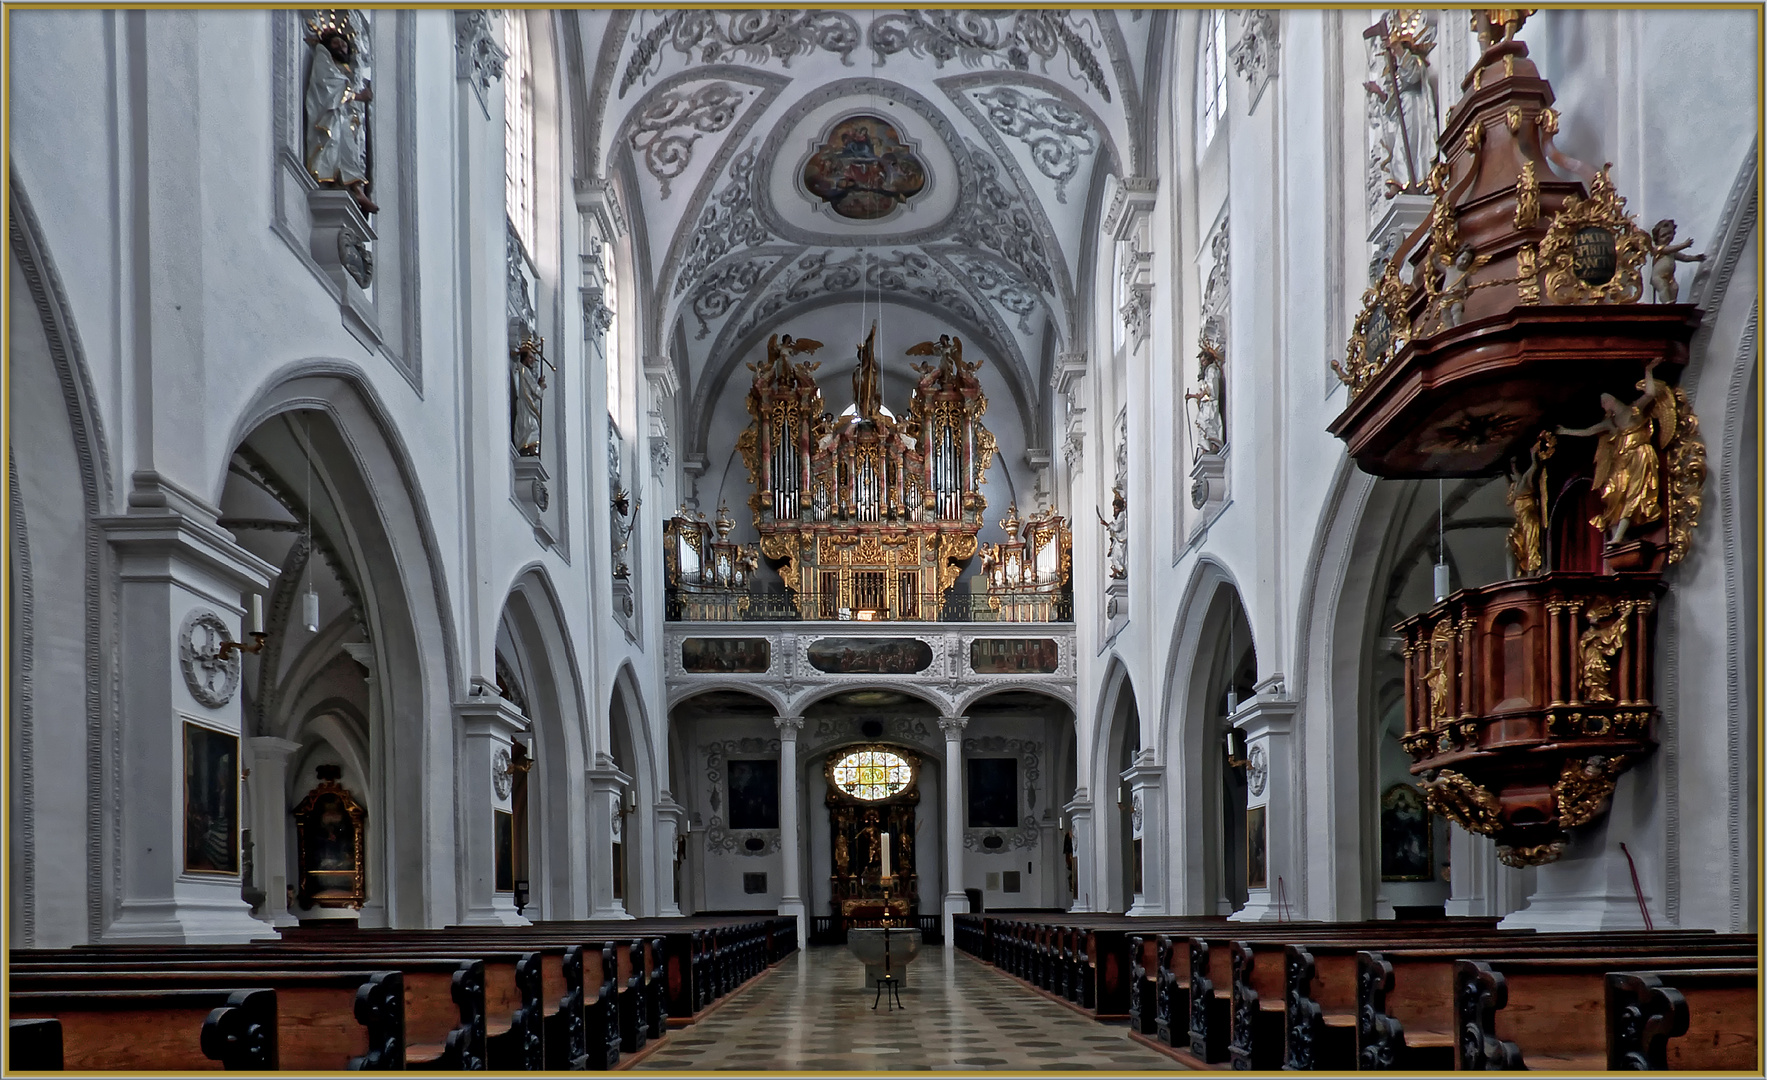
[511,336,550,457]
[1647,219,1705,304]
[304,10,378,215]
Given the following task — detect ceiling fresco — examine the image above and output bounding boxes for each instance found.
[572,8,1165,464]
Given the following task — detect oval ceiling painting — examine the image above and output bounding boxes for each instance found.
[802,114,928,221]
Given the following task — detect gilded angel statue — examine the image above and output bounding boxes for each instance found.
[1557,360,1678,546]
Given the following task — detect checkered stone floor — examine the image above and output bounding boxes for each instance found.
[632,945,1186,1072]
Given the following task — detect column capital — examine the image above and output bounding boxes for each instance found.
[939,715,969,741]
[773,716,805,739]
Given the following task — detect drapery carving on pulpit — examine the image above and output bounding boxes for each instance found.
[303,10,377,215]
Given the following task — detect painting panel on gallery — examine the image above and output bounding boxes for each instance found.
[967,757,1018,828]
[727,759,780,829]
[183,721,239,875]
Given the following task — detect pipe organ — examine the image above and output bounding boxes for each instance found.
[721,325,1048,620]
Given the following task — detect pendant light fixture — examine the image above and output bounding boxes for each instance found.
[303,412,320,633]
[1433,479,1451,602]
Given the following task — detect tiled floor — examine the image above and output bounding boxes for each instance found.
[632,945,1186,1072]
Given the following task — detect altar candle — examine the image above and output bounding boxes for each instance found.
[881,831,891,879]
[250,594,264,635]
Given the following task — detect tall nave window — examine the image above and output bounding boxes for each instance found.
[1197,9,1228,151]
[503,10,535,252]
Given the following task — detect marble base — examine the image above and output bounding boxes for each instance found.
[847,928,922,989]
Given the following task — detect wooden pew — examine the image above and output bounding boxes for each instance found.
[1457,953,1756,1071]
[12,948,489,1070]
[9,987,276,1070]
[11,969,402,1071]
[1606,967,1759,1071]
[9,1018,63,1071]
[1355,934,1755,1072]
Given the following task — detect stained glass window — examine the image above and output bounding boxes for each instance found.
[832,750,913,801]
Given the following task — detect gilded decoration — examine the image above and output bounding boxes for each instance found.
[691,323,1071,622]
[824,744,920,919]
[1538,166,1651,304]
[1334,262,1413,393]
[1423,620,1455,723]
[1555,754,1628,829]
[1497,840,1564,868]
[1578,599,1634,703]
[1419,770,1501,836]
[1507,431,1553,575]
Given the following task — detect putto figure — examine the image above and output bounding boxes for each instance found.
[304,10,377,215]
[1647,219,1705,303]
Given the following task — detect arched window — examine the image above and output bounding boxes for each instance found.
[503,11,535,252]
[600,238,622,416]
[1197,9,1228,151]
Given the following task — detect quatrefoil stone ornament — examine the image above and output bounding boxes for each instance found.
[179,608,241,708]
[1247,744,1269,797]
[493,748,512,800]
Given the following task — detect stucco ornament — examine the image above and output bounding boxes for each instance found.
[629,82,748,198]
[1247,744,1268,796]
[974,87,1097,203]
[180,609,241,708]
[869,11,1112,102]
[493,747,513,800]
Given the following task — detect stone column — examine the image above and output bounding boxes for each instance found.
[1122,750,1167,916]
[1062,792,1095,912]
[940,715,969,944]
[774,716,807,947]
[457,690,529,926]
[1227,694,1298,922]
[653,795,686,918]
[97,507,280,942]
[588,753,636,919]
[246,737,303,928]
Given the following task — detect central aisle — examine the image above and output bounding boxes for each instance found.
[634,944,1186,1071]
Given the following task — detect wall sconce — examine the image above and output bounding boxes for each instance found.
[219,594,269,659]
[513,879,530,916]
[1223,727,1249,769]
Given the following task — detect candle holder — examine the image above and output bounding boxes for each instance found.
[218,632,268,660]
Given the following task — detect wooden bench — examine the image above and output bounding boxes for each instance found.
[1606,967,1759,1071]
[1457,953,1756,1071]
[11,969,402,1070]
[1355,934,1755,1072]
[9,987,276,1070]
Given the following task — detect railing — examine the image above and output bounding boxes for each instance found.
[808,914,944,945]
[666,587,1072,624]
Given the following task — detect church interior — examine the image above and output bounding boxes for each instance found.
[5,5,1760,1073]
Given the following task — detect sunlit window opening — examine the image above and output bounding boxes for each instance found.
[503,10,535,252]
[832,750,913,801]
[1198,10,1228,150]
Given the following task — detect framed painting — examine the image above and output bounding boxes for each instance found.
[966,758,1018,829]
[682,637,771,674]
[1381,783,1434,881]
[970,638,1060,674]
[727,759,780,830]
[183,721,239,875]
[1246,804,1268,890]
[495,808,514,893]
[293,763,367,907]
[807,637,934,674]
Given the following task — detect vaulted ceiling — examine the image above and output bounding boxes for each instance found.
[569,10,1166,462]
